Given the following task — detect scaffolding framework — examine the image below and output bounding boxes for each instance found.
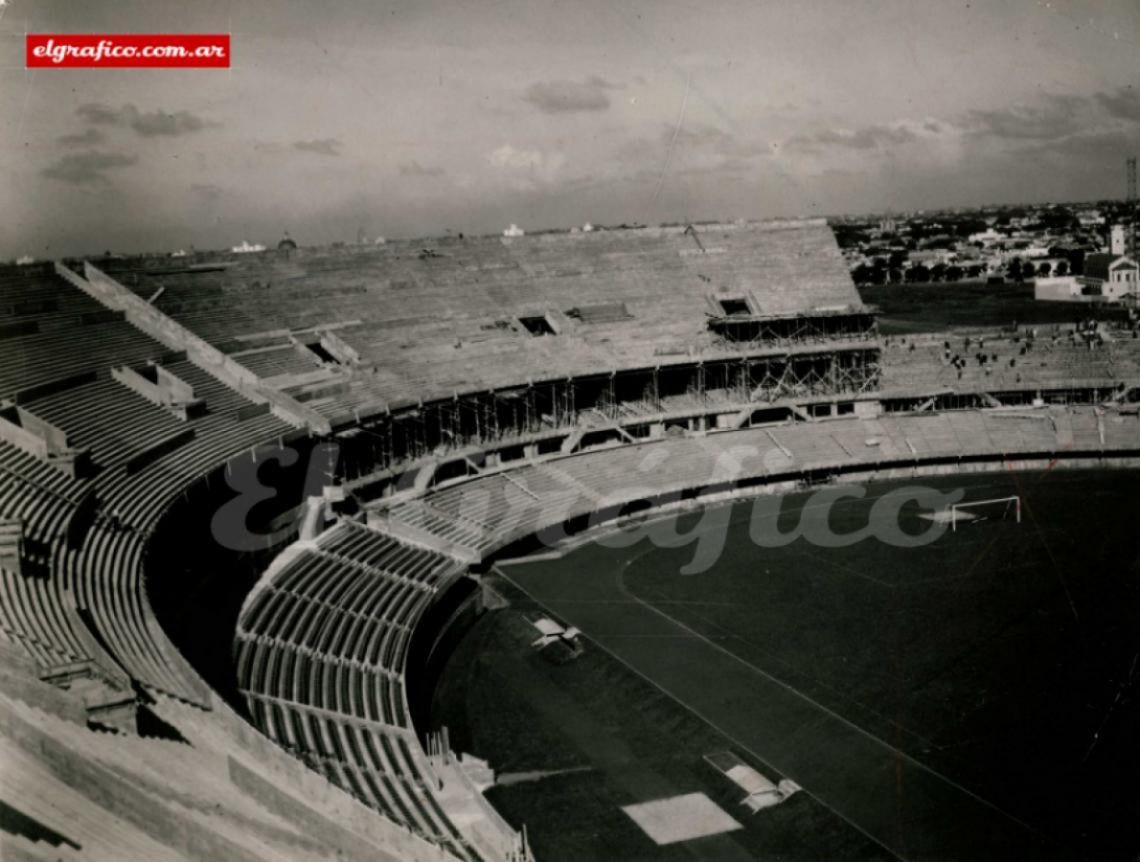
[708,310,878,346]
[336,346,882,478]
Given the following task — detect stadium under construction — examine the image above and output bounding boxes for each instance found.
[2,219,1139,860]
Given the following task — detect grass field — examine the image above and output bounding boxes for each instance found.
[436,468,1140,860]
[858,281,1126,335]
[430,580,895,861]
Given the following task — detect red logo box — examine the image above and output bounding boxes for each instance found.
[26,34,230,68]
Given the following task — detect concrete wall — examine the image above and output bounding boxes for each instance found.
[0,703,268,862]
[0,405,70,460]
[228,758,453,862]
[1034,277,1083,301]
[111,363,197,412]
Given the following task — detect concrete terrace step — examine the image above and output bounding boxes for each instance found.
[0,692,333,862]
[0,740,188,862]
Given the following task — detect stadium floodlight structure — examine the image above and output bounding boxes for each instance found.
[949,495,1021,531]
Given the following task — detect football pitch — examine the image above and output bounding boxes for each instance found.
[484,468,1140,859]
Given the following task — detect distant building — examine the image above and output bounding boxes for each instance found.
[277,232,298,251]
[1085,253,1139,299]
[1077,209,1105,227]
[908,250,951,266]
[232,240,267,254]
[503,224,525,238]
[1037,253,1139,303]
[1110,224,1127,256]
[968,228,1004,247]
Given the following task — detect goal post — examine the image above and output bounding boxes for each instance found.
[949,495,1021,532]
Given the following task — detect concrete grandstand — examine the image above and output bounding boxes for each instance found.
[2,219,1140,859]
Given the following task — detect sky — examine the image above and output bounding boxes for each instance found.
[1,0,1138,259]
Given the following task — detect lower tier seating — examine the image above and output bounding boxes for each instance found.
[383,405,1140,558]
[234,521,476,858]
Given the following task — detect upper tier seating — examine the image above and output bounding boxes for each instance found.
[0,263,293,700]
[0,265,172,401]
[112,221,868,419]
[880,331,1140,395]
[234,344,322,378]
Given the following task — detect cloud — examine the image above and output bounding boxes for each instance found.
[399,160,445,177]
[523,76,617,113]
[1095,86,1140,123]
[1021,129,1133,162]
[190,182,224,201]
[75,102,215,137]
[657,123,776,175]
[487,144,566,189]
[130,109,211,137]
[607,124,774,182]
[57,127,105,147]
[76,103,122,125]
[489,144,555,171]
[785,123,918,154]
[669,124,772,158]
[963,94,1083,140]
[41,150,138,184]
[250,140,286,154]
[294,138,342,156]
[818,125,918,148]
